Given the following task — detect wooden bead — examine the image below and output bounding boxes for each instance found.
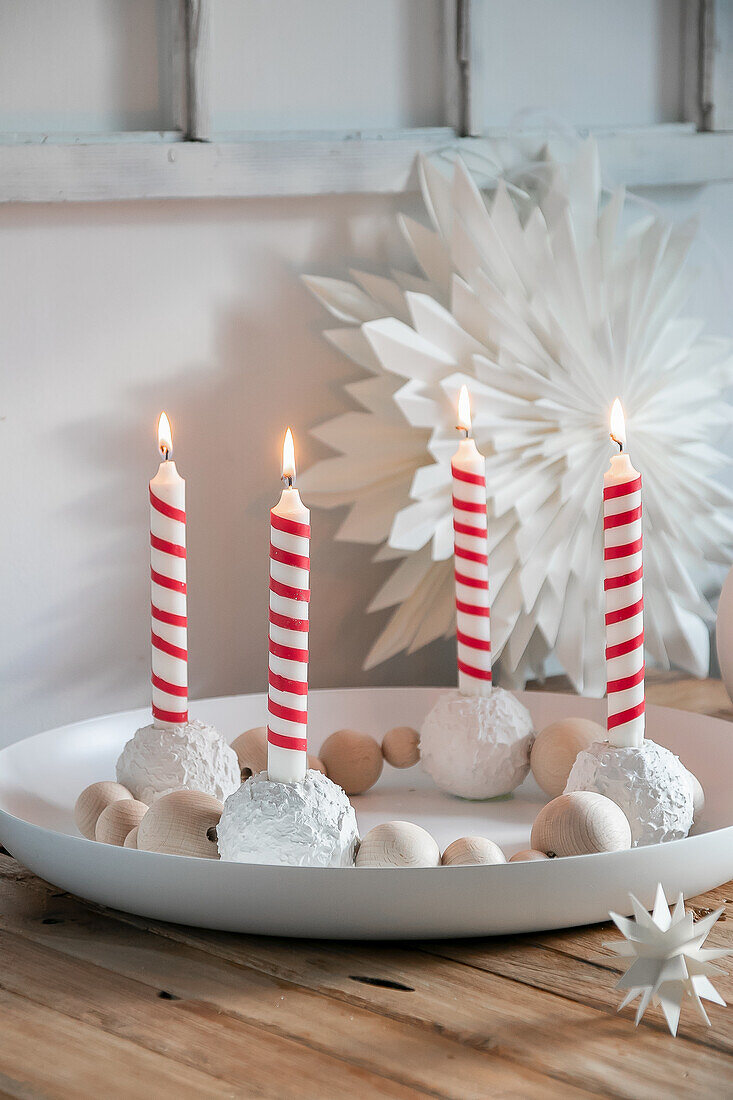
[381,726,420,769]
[231,726,268,779]
[308,755,328,776]
[530,718,605,798]
[124,826,139,849]
[74,781,133,840]
[441,836,505,866]
[509,849,550,863]
[95,799,148,846]
[356,821,440,868]
[320,729,383,795]
[531,792,632,857]
[137,790,223,859]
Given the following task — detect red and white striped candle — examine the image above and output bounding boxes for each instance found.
[268,428,310,784]
[603,399,644,748]
[452,385,492,695]
[150,412,188,729]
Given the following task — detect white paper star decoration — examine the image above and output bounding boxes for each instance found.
[605,884,730,1036]
[301,139,733,691]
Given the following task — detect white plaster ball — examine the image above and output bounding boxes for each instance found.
[564,740,694,847]
[217,768,359,867]
[355,821,441,868]
[685,769,705,821]
[419,688,534,799]
[116,719,241,805]
[530,717,606,798]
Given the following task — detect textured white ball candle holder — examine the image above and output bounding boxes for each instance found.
[564,740,694,847]
[419,688,534,800]
[217,768,358,867]
[116,718,240,805]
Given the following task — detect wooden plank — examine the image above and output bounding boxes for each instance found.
[707,0,733,130]
[0,986,235,1100]
[442,1,460,133]
[645,673,733,719]
[456,0,477,138]
[0,930,422,1100]
[0,861,591,1099]
[157,0,188,134]
[1,127,732,203]
[185,0,212,141]
[683,0,733,131]
[421,885,733,1054]
[44,885,733,1096]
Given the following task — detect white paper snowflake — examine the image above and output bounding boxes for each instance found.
[606,884,730,1036]
[301,139,733,691]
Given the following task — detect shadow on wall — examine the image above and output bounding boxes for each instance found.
[3,194,454,743]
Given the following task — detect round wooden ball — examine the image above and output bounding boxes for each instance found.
[441,836,506,866]
[231,726,268,779]
[356,821,440,868]
[95,799,148,846]
[74,781,133,840]
[509,849,550,863]
[381,726,420,769]
[530,718,605,798]
[308,755,328,776]
[137,790,223,859]
[124,826,139,849]
[531,791,631,857]
[320,729,383,795]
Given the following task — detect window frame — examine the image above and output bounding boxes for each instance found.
[0,0,730,203]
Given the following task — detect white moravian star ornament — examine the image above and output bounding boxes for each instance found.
[301,140,733,691]
[606,884,730,1036]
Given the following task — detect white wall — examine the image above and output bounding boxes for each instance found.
[0,0,163,133]
[1,0,731,745]
[473,0,684,128]
[1,191,463,746]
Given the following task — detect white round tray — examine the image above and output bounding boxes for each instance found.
[1,687,731,939]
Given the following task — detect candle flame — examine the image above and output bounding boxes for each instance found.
[457,385,472,433]
[610,398,625,450]
[157,411,173,459]
[282,427,296,483]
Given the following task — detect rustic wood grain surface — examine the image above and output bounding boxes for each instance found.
[0,675,731,1099]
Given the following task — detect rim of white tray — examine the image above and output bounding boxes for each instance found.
[1,688,731,876]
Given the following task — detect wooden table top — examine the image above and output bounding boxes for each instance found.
[1,675,732,1099]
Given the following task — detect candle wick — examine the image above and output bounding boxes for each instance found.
[161,447,170,461]
[282,474,293,489]
[610,434,623,453]
[457,425,469,439]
